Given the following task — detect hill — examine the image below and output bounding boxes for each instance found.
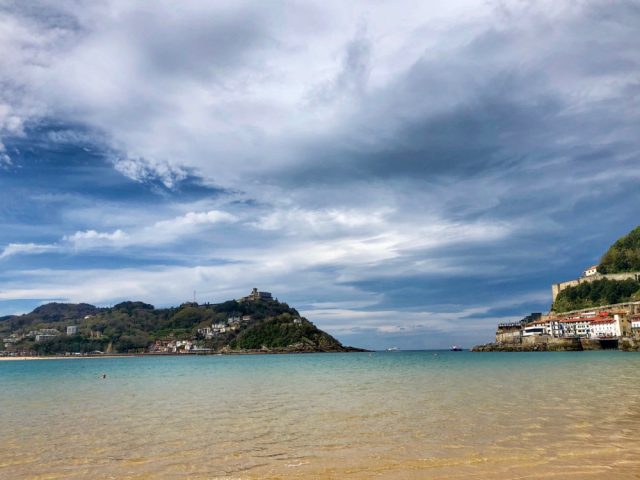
[599,226,640,273]
[0,294,364,355]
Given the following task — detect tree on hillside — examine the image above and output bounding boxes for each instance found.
[599,226,640,273]
[553,278,640,312]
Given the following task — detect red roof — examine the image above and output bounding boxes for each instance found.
[590,318,615,324]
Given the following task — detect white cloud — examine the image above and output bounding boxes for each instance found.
[153,210,237,230]
[113,157,187,189]
[253,207,390,233]
[0,243,59,258]
[0,141,12,168]
[2,209,238,257]
[64,229,128,248]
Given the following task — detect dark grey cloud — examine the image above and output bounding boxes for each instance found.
[281,4,640,188]
[121,7,278,82]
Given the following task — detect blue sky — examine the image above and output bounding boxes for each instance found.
[0,1,639,349]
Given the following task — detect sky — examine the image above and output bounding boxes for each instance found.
[0,0,639,349]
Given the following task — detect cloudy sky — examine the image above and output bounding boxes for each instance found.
[0,0,638,349]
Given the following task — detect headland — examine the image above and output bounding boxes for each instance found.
[1,288,366,358]
[474,225,640,352]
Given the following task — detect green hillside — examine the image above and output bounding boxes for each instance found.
[0,297,360,355]
[599,226,640,273]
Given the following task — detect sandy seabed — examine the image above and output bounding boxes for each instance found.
[3,352,640,479]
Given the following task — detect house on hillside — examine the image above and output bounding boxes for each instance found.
[212,322,226,331]
[29,329,61,342]
[197,327,213,339]
[3,334,24,348]
[583,265,599,277]
[590,315,621,338]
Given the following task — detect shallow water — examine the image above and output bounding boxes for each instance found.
[2,351,640,479]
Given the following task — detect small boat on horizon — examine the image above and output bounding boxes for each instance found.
[386,347,400,352]
[450,345,463,351]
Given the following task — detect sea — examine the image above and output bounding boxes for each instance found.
[2,351,640,479]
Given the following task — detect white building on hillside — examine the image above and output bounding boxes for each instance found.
[211,323,226,333]
[583,265,599,277]
[197,327,213,339]
[35,333,59,342]
[590,317,621,338]
[548,319,563,337]
[522,323,548,336]
[559,318,591,337]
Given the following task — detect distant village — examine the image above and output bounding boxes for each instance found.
[487,265,640,351]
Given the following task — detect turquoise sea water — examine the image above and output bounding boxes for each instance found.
[2,351,640,479]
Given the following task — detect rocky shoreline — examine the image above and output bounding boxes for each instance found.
[472,337,640,352]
